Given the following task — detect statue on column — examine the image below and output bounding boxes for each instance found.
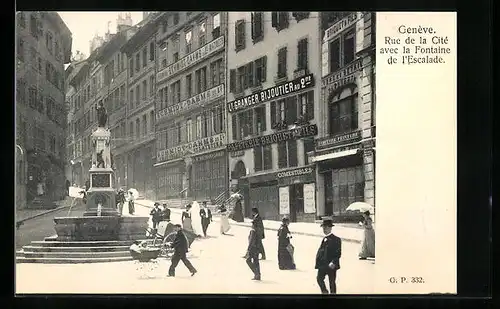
[96,102,108,128]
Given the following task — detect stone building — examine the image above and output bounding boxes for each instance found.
[310,12,376,221]
[16,11,72,208]
[226,12,321,222]
[121,13,161,198]
[66,21,136,188]
[154,12,228,202]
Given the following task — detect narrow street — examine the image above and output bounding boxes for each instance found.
[16,204,375,294]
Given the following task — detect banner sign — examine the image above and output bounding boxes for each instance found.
[156,36,225,83]
[303,183,316,214]
[157,133,226,163]
[279,187,290,215]
[227,74,315,113]
[156,84,224,120]
[227,124,318,152]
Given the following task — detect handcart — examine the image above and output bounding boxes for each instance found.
[145,221,197,259]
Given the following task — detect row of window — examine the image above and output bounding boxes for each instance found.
[128,111,156,140]
[252,138,314,172]
[229,56,267,94]
[157,58,224,110]
[157,13,221,69]
[231,90,314,141]
[129,41,156,78]
[17,39,64,91]
[17,12,64,62]
[129,75,155,112]
[16,118,64,159]
[234,12,310,51]
[156,102,225,151]
[17,83,65,128]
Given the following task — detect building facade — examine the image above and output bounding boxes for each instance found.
[154,12,228,202]
[226,12,321,222]
[121,15,160,198]
[16,11,72,207]
[311,12,376,220]
[66,22,136,188]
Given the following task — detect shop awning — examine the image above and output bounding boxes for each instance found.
[311,148,360,163]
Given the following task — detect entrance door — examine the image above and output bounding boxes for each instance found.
[289,184,304,222]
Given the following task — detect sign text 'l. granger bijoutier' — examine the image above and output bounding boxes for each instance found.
[156,84,225,121]
[227,124,318,152]
[157,133,226,163]
[156,35,225,83]
[227,74,315,113]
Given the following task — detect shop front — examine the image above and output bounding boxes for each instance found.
[277,165,316,222]
[156,160,185,200]
[242,172,280,221]
[130,142,155,196]
[312,130,365,221]
[190,150,228,201]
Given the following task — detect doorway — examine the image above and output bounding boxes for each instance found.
[289,184,304,222]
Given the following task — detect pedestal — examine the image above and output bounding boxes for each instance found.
[84,167,119,216]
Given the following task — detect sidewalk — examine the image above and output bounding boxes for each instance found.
[16,198,74,224]
[135,199,365,243]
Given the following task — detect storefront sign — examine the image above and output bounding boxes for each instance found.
[303,183,316,214]
[156,84,225,121]
[277,166,314,179]
[157,133,226,163]
[277,166,316,186]
[192,150,225,162]
[230,150,245,158]
[322,58,362,88]
[156,36,225,83]
[227,74,315,113]
[279,187,290,215]
[316,130,362,150]
[323,12,359,42]
[227,124,318,152]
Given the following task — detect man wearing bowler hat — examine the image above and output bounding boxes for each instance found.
[315,216,342,294]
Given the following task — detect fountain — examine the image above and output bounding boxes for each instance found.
[17,104,149,263]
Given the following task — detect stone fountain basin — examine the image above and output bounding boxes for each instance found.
[53,216,149,241]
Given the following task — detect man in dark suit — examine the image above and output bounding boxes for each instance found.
[251,207,266,260]
[150,202,163,232]
[168,224,197,277]
[315,216,342,294]
[162,203,171,221]
[245,225,262,280]
[200,201,212,237]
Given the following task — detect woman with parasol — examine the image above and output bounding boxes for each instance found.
[218,202,231,235]
[346,202,375,260]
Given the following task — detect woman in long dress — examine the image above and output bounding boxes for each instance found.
[189,201,204,237]
[277,217,296,270]
[219,202,231,235]
[231,195,244,222]
[181,204,193,232]
[359,211,375,259]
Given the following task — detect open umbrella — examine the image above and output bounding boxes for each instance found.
[128,188,139,200]
[230,192,242,200]
[346,202,374,214]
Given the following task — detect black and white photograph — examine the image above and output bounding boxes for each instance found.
[14,11,457,294]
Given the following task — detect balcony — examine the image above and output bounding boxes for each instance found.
[315,129,362,151]
[156,35,225,83]
[156,84,225,122]
[156,133,226,163]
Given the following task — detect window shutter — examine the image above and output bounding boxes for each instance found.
[306,91,314,120]
[229,69,236,93]
[248,109,254,135]
[246,62,254,88]
[283,47,288,75]
[231,114,238,141]
[286,96,297,125]
[241,21,246,49]
[261,107,267,132]
[271,12,278,27]
[270,101,276,127]
[261,56,267,82]
[251,13,255,40]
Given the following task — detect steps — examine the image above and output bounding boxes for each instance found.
[28,197,57,209]
[16,239,149,264]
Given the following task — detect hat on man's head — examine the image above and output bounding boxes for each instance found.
[251,207,259,213]
[186,204,192,208]
[320,216,335,227]
[174,224,182,228]
[154,202,160,207]
[282,216,290,222]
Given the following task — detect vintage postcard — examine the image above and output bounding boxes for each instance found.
[15,11,456,294]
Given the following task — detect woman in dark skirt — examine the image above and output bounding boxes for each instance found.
[277,217,296,270]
